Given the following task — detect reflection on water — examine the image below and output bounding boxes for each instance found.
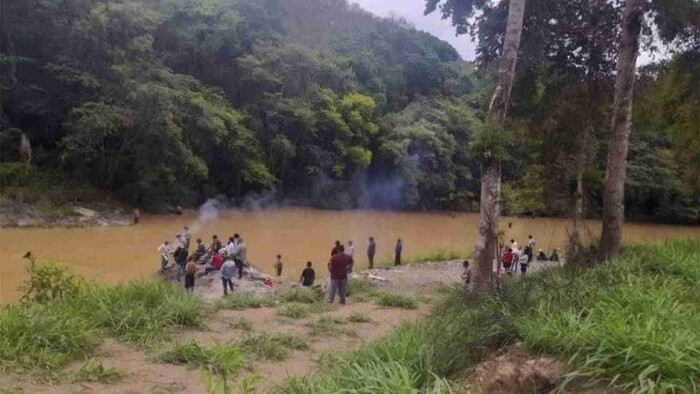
[1,208,698,302]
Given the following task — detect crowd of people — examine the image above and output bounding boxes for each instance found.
[157,230,558,300]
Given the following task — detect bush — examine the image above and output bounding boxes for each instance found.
[19,259,84,304]
[374,292,419,309]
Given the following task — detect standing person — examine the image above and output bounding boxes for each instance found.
[461,260,472,284]
[174,241,188,281]
[519,248,529,275]
[300,261,315,287]
[527,235,535,263]
[274,254,283,277]
[184,256,197,292]
[193,238,206,262]
[234,237,247,278]
[346,240,355,274]
[511,238,519,251]
[132,208,140,225]
[502,247,514,275]
[183,226,192,249]
[211,235,222,254]
[394,238,403,266]
[221,257,236,296]
[331,240,341,256]
[328,245,353,304]
[367,237,376,269]
[157,240,172,271]
[227,237,237,257]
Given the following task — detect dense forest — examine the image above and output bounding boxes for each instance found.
[1,0,698,223]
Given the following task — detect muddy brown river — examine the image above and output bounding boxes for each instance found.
[1,207,698,302]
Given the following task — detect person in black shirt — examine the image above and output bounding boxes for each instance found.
[300,261,315,287]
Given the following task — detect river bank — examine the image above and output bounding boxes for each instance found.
[1,240,698,393]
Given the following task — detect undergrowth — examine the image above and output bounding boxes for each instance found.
[240,332,309,361]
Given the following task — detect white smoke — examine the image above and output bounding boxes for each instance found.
[187,197,226,235]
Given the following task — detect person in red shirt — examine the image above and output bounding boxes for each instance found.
[211,251,224,271]
[502,247,514,275]
[327,245,353,305]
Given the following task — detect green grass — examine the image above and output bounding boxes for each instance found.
[155,340,243,375]
[231,318,253,332]
[376,248,464,268]
[276,325,452,393]
[306,317,356,337]
[240,332,309,361]
[71,358,124,383]
[277,302,312,319]
[279,287,323,304]
[0,270,207,374]
[373,291,419,309]
[277,240,700,394]
[214,293,276,310]
[347,312,372,323]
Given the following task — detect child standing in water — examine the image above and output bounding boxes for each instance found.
[275,254,283,277]
[394,238,403,266]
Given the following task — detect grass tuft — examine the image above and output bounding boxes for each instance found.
[240,332,309,361]
[155,340,243,375]
[373,292,419,309]
[306,317,356,337]
[277,302,312,319]
[231,318,253,332]
[71,358,124,383]
[347,313,373,323]
[279,288,322,304]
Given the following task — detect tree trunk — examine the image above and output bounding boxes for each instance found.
[599,0,644,261]
[568,171,583,261]
[471,0,526,292]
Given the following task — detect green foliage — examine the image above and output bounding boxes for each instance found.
[0,302,95,373]
[373,292,419,310]
[428,240,700,393]
[80,281,206,345]
[231,318,253,332]
[214,293,275,310]
[277,302,311,319]
[19,260,84,304]
[278,287,322,304]
[239,332,309,361]
[305,317,355,337]
[347,313,372,323]
[71,358,125,383]
[155,340,243,376]
[276,325,452,393]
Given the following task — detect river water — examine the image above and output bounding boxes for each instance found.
[1,207,698,302]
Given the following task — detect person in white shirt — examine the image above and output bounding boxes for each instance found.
[221,258,237,296]
[183,226,192,248]
[510,238,519,251]
[227,236,237,257]
[519,249,529,274]
[346,240,355,274]
[157,240,172,271]
[234,238,247,278]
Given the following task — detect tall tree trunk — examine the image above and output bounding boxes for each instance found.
[471,0,526,292]
[599,0,644,261]
[568,170,584,261]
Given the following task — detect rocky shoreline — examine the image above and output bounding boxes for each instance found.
[0,204,131,229]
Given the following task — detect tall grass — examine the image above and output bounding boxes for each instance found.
[277,325,453,393]
[376,248,464,268]
[428,239,700,393]
[0,268,208,373]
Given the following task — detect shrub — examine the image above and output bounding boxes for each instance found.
[277,303,311,319]
[374,292,419,309]
[240,333,309,361]
[19,259,84,304]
